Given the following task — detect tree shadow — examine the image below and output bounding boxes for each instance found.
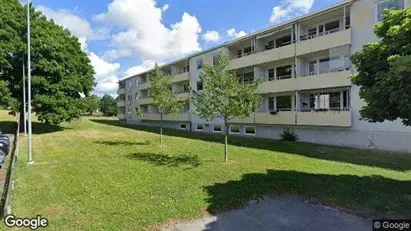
[125,152,201,169]
[203,169,411,219]
[94,140,151,146]
[90,119,411,171]
[0,121,66,135]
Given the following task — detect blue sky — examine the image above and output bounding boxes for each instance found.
[30,0,342,95]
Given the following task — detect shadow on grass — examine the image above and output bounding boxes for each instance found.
[90,119,411,171]
[203,169,411,218]
[94,140,151,146]
[125,152,201,169]
[0,121,67,135]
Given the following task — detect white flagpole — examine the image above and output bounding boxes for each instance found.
[23,60,27,136]
[27,0,33,164]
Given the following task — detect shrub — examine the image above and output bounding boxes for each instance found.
[279,128,299,141]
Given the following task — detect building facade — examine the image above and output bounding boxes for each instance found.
[117,0,411,153]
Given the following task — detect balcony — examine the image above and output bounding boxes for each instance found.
[117,88,125,95]
[296,69,351,91]
[229,44,295,70]
[117,101,125,107]
[258,77,295,94]
[139,82,151,90]
[230,111,295,125]
[141,113,189,121]
[139,98,152,105]
[296,109,351,127]
[118,114,126,120]
[172,72,189,83]
[176,92,189,101]
[296,28,351,56]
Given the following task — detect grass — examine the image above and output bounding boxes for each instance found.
[2,110,410,230]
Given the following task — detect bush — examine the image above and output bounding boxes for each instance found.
[279,128,299,141]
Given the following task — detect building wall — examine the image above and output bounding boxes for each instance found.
[120,0,411,153]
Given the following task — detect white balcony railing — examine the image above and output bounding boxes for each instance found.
[299,26,350,41]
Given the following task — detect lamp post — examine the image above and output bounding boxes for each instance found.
[27,0,33,164]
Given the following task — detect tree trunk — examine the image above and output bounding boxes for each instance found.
[160,113,163,146]
[224,120,228,162]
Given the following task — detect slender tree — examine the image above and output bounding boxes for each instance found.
[149,64,186,146]
[0,0,95,126]
[191,54,262,162]
[351,7,411,126]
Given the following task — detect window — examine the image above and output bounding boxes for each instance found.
[180,124,186,130]
[244,126,256,135]
[237,50,242,58]
[276,35,292,47]
[319,58,330,74]
[213,52,221,65]
[309,61,317,75]
[324,20,340,34]
[266,40,275,50]
[196,124,203,131]
[213,125,222,133]
[244,46,253,55]
[183,84,189,93]
[308,28,317,38]
[276,65,292,79]
[243,72,254,83]
[343,90,350,108]
[268,69,275,81]
[376,0,404,22]
[196,59,203,69]
[276,95,292,111]
[268,97,275,111]
[135,93,138,100]
[330,92,341,109]
[345,16,351,29]
[309,94,316,109]
[196,81,203,91]
[230,125,240,134]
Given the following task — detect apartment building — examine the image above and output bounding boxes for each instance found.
[117,0,411,153]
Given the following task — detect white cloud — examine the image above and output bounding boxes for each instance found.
[88,52,120,96]
[37,5,108,51]
[125,60,157,77]
[95,0,202,61]
[202,30,220,43]
[269,0,315,24]
[161,4,169,12]
[227,28,247,38]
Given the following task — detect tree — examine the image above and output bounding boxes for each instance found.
[191,54,262,162]
[0,0,95,126]
[82,94,100,116]
[148,64,186,146]
[350,7,411,126]
[99,94,117,117]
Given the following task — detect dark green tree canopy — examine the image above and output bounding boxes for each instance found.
[82,94,100,116]
[351,7,411,126]
[0,0,95,124]
[99,94,117,117]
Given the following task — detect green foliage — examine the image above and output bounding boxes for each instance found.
[99,94,117,116]
[350,7,411,126]
[82,94,100,116]
[191,53,262,161]
[192,54,262,123]
[279,128,299,141]
[149,64,186,116]
[0,0,95,124]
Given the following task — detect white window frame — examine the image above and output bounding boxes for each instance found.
[375,0,406,23]
[213,125,222,133]
[229,125,240,134]
[180,124,186,130]
[244,126,256,136]
[196,59,203,70]
[196,124,204,131]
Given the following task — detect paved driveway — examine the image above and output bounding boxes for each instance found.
[163,195,372,231]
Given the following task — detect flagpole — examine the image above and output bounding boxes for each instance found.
[27,0,33,164]
[23,59,27,136]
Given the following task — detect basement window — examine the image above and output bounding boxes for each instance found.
[230,125,240,134]
[244,126,256,135]
[213,125,222,133]
[180,124,186,130]
[196,124,204,131]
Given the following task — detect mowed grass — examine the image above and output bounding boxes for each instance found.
[2,111,410,230]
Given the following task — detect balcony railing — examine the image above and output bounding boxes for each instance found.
[301,63,351,77]
[299,26,350,41]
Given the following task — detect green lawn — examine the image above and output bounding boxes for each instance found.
[4,112,411,230]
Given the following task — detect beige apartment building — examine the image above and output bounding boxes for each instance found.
[117,0,411,153]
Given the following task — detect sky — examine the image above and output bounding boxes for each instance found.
[29,0,342,96]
